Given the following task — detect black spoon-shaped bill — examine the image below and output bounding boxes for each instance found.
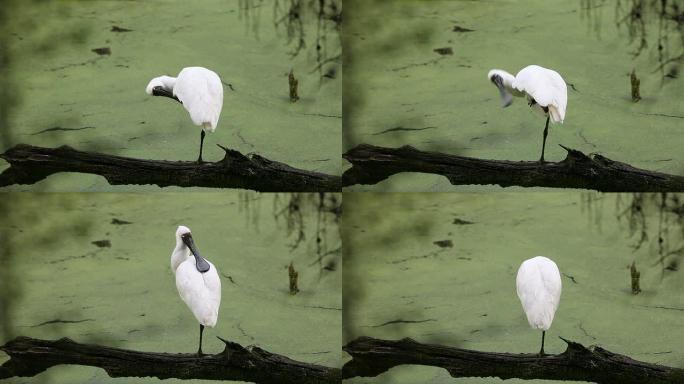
[181,233,211,273]
[491,74,513,108]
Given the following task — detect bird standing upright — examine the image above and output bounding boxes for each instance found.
[146,67,224,163]
[171,225,221,355]
[516,256,562,355]
[487,65,567,162]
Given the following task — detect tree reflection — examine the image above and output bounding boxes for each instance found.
[582,0,683,79]
[239,0,342,79]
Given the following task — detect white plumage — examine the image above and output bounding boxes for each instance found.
[146,67,223,162]
[516,256,562,354]
[171,225,221,354]
[487,65,568,162]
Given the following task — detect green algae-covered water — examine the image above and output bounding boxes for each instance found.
[343,0,684,192]
[342,192,684,383]
[0,192,341,383]
[1,1,341,191]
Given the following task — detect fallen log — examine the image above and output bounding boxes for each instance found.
[0,144,341,192]
[342,144,684,191]
[342,336,684,383]
[0,336,340,384]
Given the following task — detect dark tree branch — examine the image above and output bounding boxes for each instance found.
[342,336,684,383]
[0,336,340,384]
[0,144,340,192]
[342,144,684,192]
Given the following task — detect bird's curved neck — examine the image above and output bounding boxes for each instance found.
[171,239,190,272]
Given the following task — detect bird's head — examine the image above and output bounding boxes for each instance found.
[175,225,210,273]
[487,69,515,108]
[176,225,191,237]
[145,75,176,95]
[146,78,164,95]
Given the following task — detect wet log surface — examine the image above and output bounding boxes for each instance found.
[342,144,684,191]
[0,144,341,192]
[342,336,684,383]
[0,336,340,384]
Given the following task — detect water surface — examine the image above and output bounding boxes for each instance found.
[343,192,684,383]
[0,192,341,383]
[1,1,341,191]
[344,0,683,191]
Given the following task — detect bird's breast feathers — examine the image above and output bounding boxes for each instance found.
[175,260,221,327]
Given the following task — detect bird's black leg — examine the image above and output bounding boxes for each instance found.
[198,324,205,355]
[198,130,206,163]
[539,116,550,163]
[539,330,546,356]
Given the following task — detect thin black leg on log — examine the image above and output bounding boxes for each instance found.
[198,130,206,163]
[198,324,205,355]
[540,116,550,162]
[540,330,546,355]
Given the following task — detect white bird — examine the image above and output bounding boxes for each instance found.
[146,67,224,163]
[516,256,562,355]
[487,65,568,162]
[171,225,221,355]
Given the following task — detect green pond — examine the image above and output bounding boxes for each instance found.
[0,0,341,191]
[343,0,684,192]
[0,192,341,383]
[342,192,684,383]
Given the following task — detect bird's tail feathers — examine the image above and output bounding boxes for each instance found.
[548,106,564,123]
[202,122,216,133]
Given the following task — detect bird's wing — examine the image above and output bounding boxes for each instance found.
[203,261,222,319]
[205,72,224,130]
[516,257,562,330]
[514,66,567,122]
[539,259,562,312]
[175,260,221,327]
[174,68,224,131]
[516,262,540,319]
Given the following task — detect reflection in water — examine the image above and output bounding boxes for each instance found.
[240,0,342,79]
[238,191,342,276]
[615,193,684,277]
[272,193,342,277]
[582,0,683,78]
[272,0,342,77]
[585,192,684,278]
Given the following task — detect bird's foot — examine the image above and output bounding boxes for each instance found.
[197,350,205,356]
[538,157,546,164]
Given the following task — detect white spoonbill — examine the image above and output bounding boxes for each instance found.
[516,256,562,355]
[487,65,567,162]
[146,67,224,162]
[171,225,221,355]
